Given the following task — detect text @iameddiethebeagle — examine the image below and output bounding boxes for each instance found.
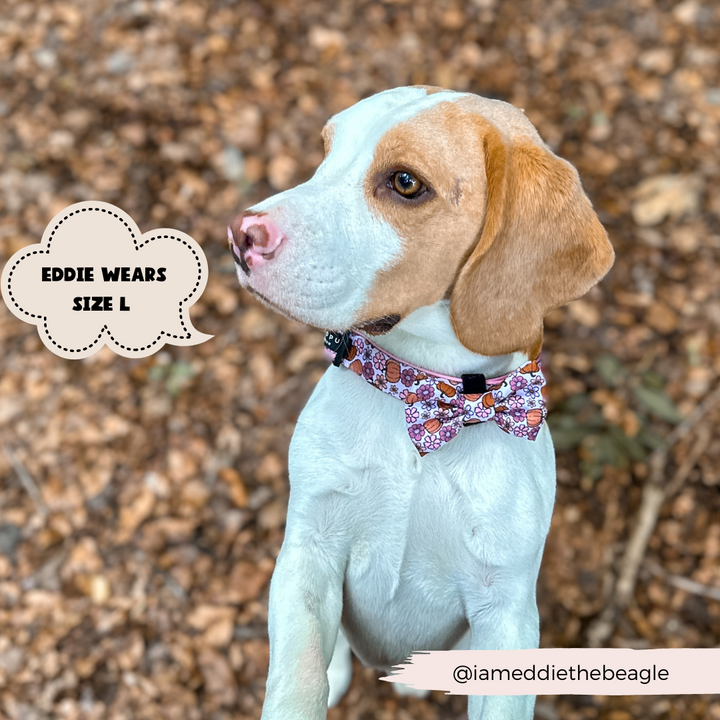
[1,201,211,359]
[381,648,720,695]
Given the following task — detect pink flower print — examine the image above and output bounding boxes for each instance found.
[510,375,528,392]
[354,337,365,351]
[528,427,540,441]
[405,407,420,424]
[439,425,457,442]
[417,384,434,401]
[478,405,494,420]
[510,408,526,423]
[362,361,374,380]
[408,424,425,441]
[400,367,416,387]
[374,375,387,389]
[513,425,529,438]
[423,435,442,452]
[373,354,386,370]
[508,394,525,409]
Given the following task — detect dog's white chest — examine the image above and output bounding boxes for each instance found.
[342,458,467,597]
[287,365,556,670]
[339,465,474,668]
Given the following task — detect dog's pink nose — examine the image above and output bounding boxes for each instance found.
[228,212,285,274]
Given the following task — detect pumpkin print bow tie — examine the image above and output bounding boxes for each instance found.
[325,330,547,455]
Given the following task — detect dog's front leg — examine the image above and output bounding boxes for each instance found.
[261,538,345,720]
[466,582,540,720]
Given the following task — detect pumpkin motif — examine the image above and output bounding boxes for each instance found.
[482,393,495,408]
[437,400,453,411]
[415,372,428,382]
[527,408,543,427]
[385,359,401,384]
[437,381,456,397]
[404,392,419,405]
[424,418,442,434]
[464,393,481,402]
[520,360,539,374]
[349,359,363,375]
[347,345,357,361]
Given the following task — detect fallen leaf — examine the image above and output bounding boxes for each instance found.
[632,174,703,226]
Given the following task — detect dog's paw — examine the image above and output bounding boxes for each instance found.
[392,682,430,699]
[327,630,352,707]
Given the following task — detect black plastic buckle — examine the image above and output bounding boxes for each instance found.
[324,330,352,367]
[461,373,487,394]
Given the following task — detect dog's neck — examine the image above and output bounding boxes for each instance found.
[366,300,530,379]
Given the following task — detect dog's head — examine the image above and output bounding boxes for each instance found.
[229,86,614,356]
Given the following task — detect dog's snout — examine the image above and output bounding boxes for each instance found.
[228,212,285,274]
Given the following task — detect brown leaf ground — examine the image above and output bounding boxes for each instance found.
[1,1,720,718]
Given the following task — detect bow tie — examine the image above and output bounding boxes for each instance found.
[325,331,547,455]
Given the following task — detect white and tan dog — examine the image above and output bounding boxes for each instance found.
[229,86,614,720]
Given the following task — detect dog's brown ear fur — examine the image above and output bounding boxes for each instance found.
[450,118,614,357]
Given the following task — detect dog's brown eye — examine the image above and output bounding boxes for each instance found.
[392,171,423,198]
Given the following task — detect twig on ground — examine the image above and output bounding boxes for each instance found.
[2,443,48,519]
[647,561,720,603]
[586,386,720,648]
[22,543,70,591]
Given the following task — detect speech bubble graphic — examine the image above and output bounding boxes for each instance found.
[1,201,212,359]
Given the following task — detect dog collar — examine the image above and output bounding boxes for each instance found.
[324,330,547,455]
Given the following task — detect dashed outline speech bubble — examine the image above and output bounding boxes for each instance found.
[1,201,212,359]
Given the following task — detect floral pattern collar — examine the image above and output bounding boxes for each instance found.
[324,330,547,456]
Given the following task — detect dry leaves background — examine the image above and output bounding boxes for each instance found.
[1,0,720,719]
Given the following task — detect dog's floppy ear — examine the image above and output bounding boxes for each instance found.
[450,117,614,357]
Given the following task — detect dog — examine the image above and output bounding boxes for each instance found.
[228,86,614,720]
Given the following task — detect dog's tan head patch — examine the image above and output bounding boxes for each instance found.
[357,94,614,355]
[358,101,490,327]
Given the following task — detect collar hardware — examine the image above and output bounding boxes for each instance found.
[461,373,487,394]
[324,330,352,366]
